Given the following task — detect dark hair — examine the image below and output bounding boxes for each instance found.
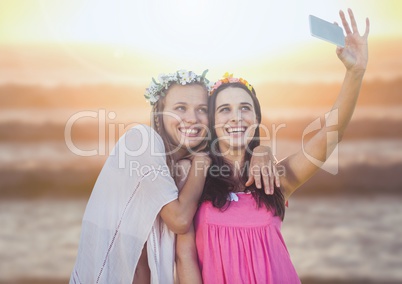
[200,82,285,220]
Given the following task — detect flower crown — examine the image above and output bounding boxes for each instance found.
[210,72,253,95]
[144,69,211,105]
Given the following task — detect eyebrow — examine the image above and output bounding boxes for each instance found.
[174,102,208,107]
[216,103,229,111]
[216,102,252,110]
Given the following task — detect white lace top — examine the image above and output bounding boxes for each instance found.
[70,125,178,284]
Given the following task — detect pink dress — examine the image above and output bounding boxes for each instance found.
[194,192,300,284]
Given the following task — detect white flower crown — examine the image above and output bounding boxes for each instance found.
[144,69,211,105]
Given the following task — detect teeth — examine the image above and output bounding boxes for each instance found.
[227,127,246,133]
[180,128,199,134]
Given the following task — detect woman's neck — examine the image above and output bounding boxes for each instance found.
[224,151,248,192]
[222,148,246,173]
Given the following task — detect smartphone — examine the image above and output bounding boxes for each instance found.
[309,15,345,47]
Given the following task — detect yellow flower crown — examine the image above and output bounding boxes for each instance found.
[210,72,254,95]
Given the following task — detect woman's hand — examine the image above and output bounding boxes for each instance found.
[336,8,370,72]
[190,152,211,177]
[246,145,280,195]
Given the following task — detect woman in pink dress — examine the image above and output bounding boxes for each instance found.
[176,9,369,284]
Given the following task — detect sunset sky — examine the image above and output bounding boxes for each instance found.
[1,0,402,84]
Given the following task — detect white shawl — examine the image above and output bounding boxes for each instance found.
[70,125,178,284]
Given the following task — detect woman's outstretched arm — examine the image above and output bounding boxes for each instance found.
[279,9,370,200]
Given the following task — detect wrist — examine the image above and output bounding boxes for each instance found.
[252,145,272,157]
[345,68,366,78]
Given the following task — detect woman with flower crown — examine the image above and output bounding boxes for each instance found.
[69,70,213,284]
[69,69,277,284]
[176,9,369,283]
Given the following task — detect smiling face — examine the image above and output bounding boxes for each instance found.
[162,83,208,152]
[214,87,258,153]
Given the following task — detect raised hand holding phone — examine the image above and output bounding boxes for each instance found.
[309,9,369,72]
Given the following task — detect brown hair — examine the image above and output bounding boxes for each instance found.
[151,82,209,177]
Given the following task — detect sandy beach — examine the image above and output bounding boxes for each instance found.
[1,196,401,283]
